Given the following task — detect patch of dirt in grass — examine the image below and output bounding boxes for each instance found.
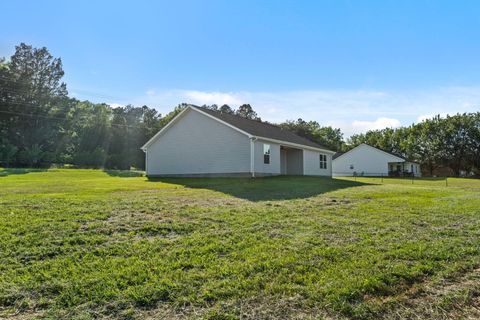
[2,310,44,320]
[131,295,347,320]
[322,197,352,206]
[85,191,242,242]
[119,188,247,207]
[163,193,247,209]
[377,267,480,319]
[100,210,196,241]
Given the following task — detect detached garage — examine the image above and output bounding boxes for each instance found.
[332,143,421,177]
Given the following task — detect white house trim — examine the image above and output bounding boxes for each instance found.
[302,149,306,175]
[250,137,257,177]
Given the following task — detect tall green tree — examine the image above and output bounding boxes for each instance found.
[279,119,345,151]
[0,43,68,166]
[236,104,260,120]
[69,101,111,167]
[219,104,234,114]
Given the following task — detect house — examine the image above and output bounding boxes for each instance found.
[141,105,335,177]
[332,143,421,177]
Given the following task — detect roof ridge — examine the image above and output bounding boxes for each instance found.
[193,105,307,134]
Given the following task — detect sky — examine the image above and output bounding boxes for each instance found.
[1,0,480,137]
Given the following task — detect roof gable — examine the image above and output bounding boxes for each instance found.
[141,107,191,150]
[333,143,406,162]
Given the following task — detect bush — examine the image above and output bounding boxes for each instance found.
[72,147,107,168]
[0,139,18,167]
[17,144,44,167]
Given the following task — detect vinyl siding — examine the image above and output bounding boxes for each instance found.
[332,144,404,176]
[146,109,251,176]
[253,139,281,175]
[303,150,332,176]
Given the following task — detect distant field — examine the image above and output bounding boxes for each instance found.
[1,169,479,319]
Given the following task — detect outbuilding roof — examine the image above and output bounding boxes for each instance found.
[332,152,344,160]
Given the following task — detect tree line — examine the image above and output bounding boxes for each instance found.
[0,44,328,169]
[348,114,480,176]
[1,43,479,175]
[0,43,179,169]
[280,114,480,176]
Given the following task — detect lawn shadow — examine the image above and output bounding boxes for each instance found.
[148,176,371,201]
[0,168,48,177]
[104,170,145,177]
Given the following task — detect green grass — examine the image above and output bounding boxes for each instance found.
[1,169,479,319]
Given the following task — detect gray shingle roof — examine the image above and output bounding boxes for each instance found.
[332,152,344,160]
[192,106,332,151]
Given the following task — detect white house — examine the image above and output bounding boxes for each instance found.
[141,105,335,177]
[332,143,421,177]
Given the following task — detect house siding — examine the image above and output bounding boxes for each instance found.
[146,109,251,176]
[303,150,332,176]
[253,139,281,175]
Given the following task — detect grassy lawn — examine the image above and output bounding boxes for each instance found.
[1,169,479,319]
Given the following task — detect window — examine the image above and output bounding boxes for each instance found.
[350,164,354,170]
[411,164,414,172]
[319,154,327,169]
[263,144,270,164]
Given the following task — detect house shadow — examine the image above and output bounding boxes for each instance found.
[148,176,370,201]
[0,168,48,177]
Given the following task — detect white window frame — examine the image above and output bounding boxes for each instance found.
[263,144,271,164]
[319,154,327,169]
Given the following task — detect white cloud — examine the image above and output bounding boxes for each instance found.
[107,102,126,109]
[184,91,244,106]
[130,86,480,137]
[351,117,401,133]
[416,113,449,122]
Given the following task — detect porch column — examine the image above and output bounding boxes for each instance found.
[250,137,256,178]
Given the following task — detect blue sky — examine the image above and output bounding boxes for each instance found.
[2,0,480,136]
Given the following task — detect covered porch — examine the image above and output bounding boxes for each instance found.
[280,146,303,175]
[388,161,421,177]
